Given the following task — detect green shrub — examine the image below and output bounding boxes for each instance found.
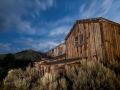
[4,66,40,90]
[32,72,67,90]
[65,58,120,90]
[3,58,120,90]
[107,60,120,75]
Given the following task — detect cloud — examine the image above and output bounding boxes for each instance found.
[0,0,55,34]
[17,21,36,35]
[0,43,12,51]
[78,0,115,19]
[49,26,70,36]
[45,16,74,28]
[79,4,85,13]
[43,16,74,37]
[32,41,59,52]
[79,0,97,18]
[13,37,61,52]
[104,0,120,23]
[95,0,113,17]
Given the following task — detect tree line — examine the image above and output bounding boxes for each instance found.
[0,53,33,81]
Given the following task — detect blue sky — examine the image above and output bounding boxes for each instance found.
[0,0,120,54]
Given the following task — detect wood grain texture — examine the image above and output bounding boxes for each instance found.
[47,18,120,63]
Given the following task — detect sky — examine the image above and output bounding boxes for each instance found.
[0,0,120,54]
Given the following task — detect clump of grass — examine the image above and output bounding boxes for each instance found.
[3,58,120,90]
[4,66,40,90]
[65,58,120,90]
[107,60,120,75]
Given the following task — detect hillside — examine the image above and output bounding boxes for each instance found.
[0,54,5,60]
[0,49,46,62]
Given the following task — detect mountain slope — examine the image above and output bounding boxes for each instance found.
[0,49,46,62]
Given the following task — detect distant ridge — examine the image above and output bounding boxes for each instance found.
[0,49,46,62]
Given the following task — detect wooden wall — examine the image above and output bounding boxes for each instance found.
[102,20,120,61]
[46,18,120,62]
[46,43,66,58]
[66,22,103,61]
[66,18,120,62]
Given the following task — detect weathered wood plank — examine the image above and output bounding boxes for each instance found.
[94,23,98,58]
[86,23,91,60]
[80,23,85,56]
[116,26,120,59]
[89,23,96,59]
[94,23,103,60]
[111,24,116,60]
[108,23,113,60]
[104,21,111,61]
[101,21,108,62]
[114,25,120,59]
[65,18,120,61]
[84,23,87,57]
[78,24,82,57]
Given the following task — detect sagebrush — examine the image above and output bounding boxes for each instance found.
[4,59,120,90]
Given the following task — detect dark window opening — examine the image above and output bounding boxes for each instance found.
[80,47,82,54]
[52,49,54,55]
[88,32,90,38]
[75,37,78,46]
[66,50,68,54]
[79,33,84,45]
[52,50,54,53]
[58,47,62,55]
[118,29,120,35]
[77,47,78,52]
[84,24,86,29]
[77,27,79,33]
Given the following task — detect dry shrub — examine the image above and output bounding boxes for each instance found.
[3,58,120,90]
[65,58,120,90]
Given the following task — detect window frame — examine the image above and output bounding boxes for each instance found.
[75,37,78,46]
[79,33,84,45]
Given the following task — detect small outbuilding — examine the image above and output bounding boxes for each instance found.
[47,43,66,60]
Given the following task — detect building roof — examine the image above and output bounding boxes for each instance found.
[47,42,65,52]
[41,56,87,65]
[65,17,120,40]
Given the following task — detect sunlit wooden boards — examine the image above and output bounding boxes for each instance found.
[46,43,66,60]
[36,17,120,74]
[65,17,120,62]
[102,20,120,61]
[46,17,120,62]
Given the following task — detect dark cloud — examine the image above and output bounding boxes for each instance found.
[117,6,120,11]
[0,0,25,31]
[82,0,96,12]
[0,16,8,31]
[0,0,55,32]
[0,43,11,51]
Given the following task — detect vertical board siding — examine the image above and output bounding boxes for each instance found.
[89,23,96,59]
[103,21,120,61]
[103,21,110,60]
[85,23,91,60]
[79,24,85,57]
[66,22,104,60]
[47,18,120,62]
[46,43,66,60]
[94,23,103,60]
[114,25,120,59]
[101,21,108,61]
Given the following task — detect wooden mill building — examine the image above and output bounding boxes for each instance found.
[35,17,120,74]
[47,43,66,60]
[65,17,120,62]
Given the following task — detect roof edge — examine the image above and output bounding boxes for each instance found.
[65,17,120,40]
